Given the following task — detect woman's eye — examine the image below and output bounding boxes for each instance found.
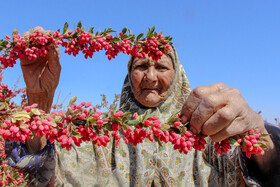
[156,66,167,70]
[136,65,147,69]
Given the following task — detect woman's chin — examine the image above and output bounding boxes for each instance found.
[138,95,162,108]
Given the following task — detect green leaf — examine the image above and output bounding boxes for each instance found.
[126,119,140,126]
[88,27,94,34]
[229,138,240,146]
[148,33,154,38]
[5,97,11,103]
[153,31,157,37]
[182,121,190,128]
[261,133,270,137]
[122,124,129,130]
[72,32,78,38]
[157,137,163,147]
[55,116,63,122]
[258,141,269,148]
[69,96,77,106]
[71,130,82,138]
[122,112,132,123]
[113,117,122,123]
[122,112,132,118]
[161,124,170,131]
[0,40,8,47]
[150,26,155,34]
[129,29,132,36]
[167,116,181,124]
[11,117,16,123]
[73,120,86,126]
[142,109,152,121]
[0,102,6,110]
[77,21,82,28]
[103,123,112,131]
[136,33,144,40]
[122,27,127,34]
[122,34,128,39]
[13,111,30,120]
[146,27,151,38]
[31,108,41,116]
[20,121,27,129]
[128,35,135,41]
[63,22,69,35]
[89,117,96,124]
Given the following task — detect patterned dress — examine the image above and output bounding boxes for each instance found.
[5,47,260,187]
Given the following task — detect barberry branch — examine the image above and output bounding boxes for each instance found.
[0,22,172,69]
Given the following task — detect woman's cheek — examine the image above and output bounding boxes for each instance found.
[131,71,143,84]
[131,71,143,94]
[160,73,174,92]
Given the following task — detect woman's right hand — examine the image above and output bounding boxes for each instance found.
[20,26,61,153]
[21,26,61,113]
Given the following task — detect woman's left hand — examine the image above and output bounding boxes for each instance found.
[180,82,278,178]
[180,82,266,142]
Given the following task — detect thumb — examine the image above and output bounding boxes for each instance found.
[47,46,61,72]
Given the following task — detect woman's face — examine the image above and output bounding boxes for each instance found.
[130,54,175,107]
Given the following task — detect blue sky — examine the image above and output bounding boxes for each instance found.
[1,1,279,123]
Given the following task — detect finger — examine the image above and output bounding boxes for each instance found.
[180,83,227,124]
[20,55,46,66]
[209,114,249,142]
[44,30,54,36]
[33,26,45,33]
[201,105,236,136]
[189,93,227,134]
[22,31,30,38]
[47,47,61,73]
[180,93,201,124]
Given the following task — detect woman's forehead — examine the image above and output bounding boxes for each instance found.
[132,54,173,65]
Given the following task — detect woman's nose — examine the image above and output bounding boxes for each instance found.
[145,67,157,82]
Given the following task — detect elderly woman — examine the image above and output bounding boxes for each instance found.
[5,27,279,186]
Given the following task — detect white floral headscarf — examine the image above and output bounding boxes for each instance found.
[120,46,191,121]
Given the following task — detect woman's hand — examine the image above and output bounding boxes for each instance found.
[180,82,265,141]
[180,82,276,175]
[21,26,61,113]
[21,26,61,153]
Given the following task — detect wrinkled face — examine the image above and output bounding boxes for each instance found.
[130,54,175,107]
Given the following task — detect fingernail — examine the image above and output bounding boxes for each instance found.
[181,116,187,123]
[190,127,198,135]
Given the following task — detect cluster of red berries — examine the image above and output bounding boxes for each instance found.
[0,23,172,69]
[0,33,61,68]
[240,129,267,158]
[0,80,26,110]
[0,95,268,159]
[214,139,232,155]
[0,79,28,186]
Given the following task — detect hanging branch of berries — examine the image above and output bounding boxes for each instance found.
[0,81,269,159]
[0,21,172,69]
